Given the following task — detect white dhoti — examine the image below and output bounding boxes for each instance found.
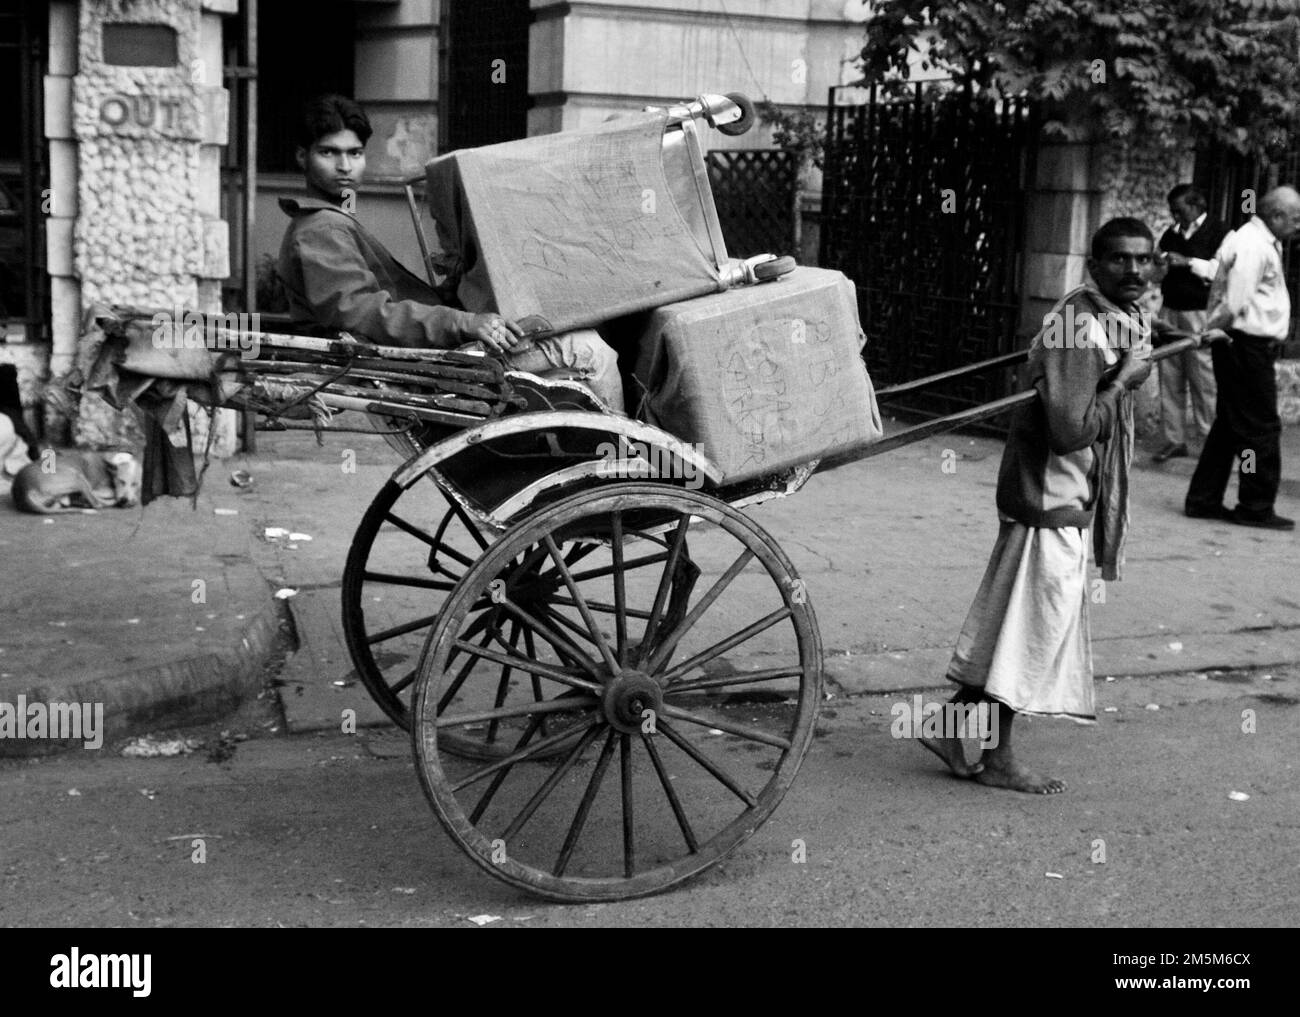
[947,519,1096,722]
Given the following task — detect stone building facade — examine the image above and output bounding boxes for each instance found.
[2,0,1293,451]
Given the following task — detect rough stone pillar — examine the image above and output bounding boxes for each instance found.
[62,0,235,454]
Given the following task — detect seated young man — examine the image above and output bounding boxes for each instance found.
[276,94,624,411]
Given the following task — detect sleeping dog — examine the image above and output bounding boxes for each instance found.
[10,446,142,514]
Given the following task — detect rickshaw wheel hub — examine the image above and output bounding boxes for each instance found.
[602,671,663,733]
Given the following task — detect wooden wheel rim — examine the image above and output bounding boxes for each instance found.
[411,483,823,902]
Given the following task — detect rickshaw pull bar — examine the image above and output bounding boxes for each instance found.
[875,348,1030,401]
[819,336,1198,475]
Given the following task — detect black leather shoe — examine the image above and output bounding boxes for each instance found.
[1185,503,1232,520]
[1153,442,1189,463]
[1230,508,1295,530]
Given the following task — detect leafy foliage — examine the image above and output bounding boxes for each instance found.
[857,0,1300,155]
[756,101,826,170]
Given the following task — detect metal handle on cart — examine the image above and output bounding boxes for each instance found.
[647,92,756,136]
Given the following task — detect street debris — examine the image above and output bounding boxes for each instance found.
[213,507,239,516]
[1228,791,1250,802]
[391,887,416,894]
[274,588,298,599]
[67,788,81,796]
[288,532,312,542]
[121,735,202,758]
[1168,641,1183,652]
[229,469,253,488]
[1144,703,1160,711]
[138,788,158,800]
[1103,706,1119,713]
[1045,872,1064,879]
[466,914,502,926]
[164,834,223,841]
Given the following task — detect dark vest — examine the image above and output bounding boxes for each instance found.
[1159,217,1229,311]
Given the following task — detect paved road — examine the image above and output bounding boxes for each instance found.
[2,663,1295,927]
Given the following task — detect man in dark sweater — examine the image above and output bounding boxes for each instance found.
[276,95,624,409]
[917,218,1153,794]
[1153,184,1229,462]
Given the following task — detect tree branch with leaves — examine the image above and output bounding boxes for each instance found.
[858,0,1300,155]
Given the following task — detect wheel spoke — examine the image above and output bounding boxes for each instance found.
[486,621,521,744]
[500,725,605,842]
[471,712,546,825]
[550,596,652,620]
[495,596,602,677]
[385,511,476,568]
[620,733,635,877]
[443,489,490,551]
[450,718,603,793]
[367,612,440,645]
[555,728,619,877]
[667,665,804,695]
[656,718,757,807]
[646,548,755,674]
[438,629,495,713]
[642,515,691,651]
[436,695,600,728]
[451,638,603,694]
[362,571,457,591]
[569,550,668,584]
[536,604,600,646]
[543,535,621,674]
[611,512,629,664]
[389,667,419,696]
[641,730,699,853]
[523,627,548,738]
[659,607,793,685]
[661,703,791,750]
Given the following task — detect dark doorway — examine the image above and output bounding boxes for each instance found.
[820,83,1037,415]
[442,0,530,152]
[0,0,49,339]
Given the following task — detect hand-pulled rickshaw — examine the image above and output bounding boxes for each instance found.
[86,93,1196,902]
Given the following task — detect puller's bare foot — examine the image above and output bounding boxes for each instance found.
[975,753,1065,794]
[918,735,983,778]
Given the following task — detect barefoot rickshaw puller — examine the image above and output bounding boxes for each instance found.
[921,217,1156,794]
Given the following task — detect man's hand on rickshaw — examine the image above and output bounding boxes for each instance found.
[462,313,525,354]
[1198,328,1231,347]
[1115,351,1153,390]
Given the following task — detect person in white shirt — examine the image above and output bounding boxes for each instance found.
[1153,185,1229,462]
[1185,185,1300,530]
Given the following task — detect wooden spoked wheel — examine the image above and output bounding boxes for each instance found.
[342,476,609,761]
[411,483,822,901]
[342,477,490,734]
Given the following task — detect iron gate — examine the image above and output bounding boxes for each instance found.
[820,83,1037,415]
[706,148,800,259]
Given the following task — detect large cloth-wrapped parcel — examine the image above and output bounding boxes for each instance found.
[633,267,883,484]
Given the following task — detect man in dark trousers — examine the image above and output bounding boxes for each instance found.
[1153,184,1229,462]
[1185,185,1300,530]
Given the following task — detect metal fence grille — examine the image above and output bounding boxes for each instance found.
[819,83,1037,415]
[705,149,800,259]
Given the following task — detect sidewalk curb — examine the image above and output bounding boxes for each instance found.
[0,588,299,758]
